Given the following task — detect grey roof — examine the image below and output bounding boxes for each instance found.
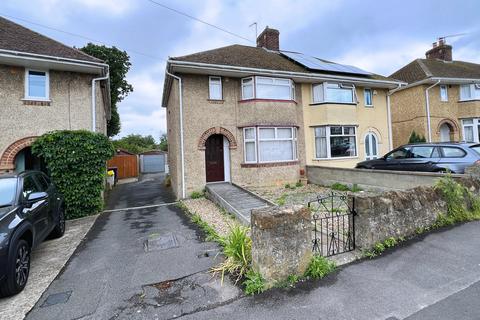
[390,58,480,83]
[0,17,102,63]
[171,44,395,82]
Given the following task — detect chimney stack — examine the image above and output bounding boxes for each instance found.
[256,27,280,51]
[425,38,452,61]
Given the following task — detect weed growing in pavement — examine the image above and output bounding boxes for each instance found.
[304,255,336,279]
[276,194,287,206]
[190,189,205,199]
[243,270,265,295]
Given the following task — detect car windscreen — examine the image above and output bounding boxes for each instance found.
[469,144,480,156]
[0,178,17,207]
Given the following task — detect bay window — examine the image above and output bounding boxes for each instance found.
[243,127,297,163]
[241,76,295,100]
[25,69,49,100]
[314,125,357,159]
[460,84,480,101]
[312,82,356,104]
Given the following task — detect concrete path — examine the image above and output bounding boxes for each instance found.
[26,173,240,320]
[179,221,480,320]
[0,216,97,320]
[206,182,271,224]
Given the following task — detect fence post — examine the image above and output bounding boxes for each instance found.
[251,205,312,288]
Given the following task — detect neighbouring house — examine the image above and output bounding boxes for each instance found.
[390,38,480,147]
[0,17,110,173]
[162,26,401,199]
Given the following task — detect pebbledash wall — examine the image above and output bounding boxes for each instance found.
[0,64,107,172]
[166,74,306,199]
[391,84,480,147]
[302,85,392,168]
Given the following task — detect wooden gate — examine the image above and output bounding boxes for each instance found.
[107,155,138,179]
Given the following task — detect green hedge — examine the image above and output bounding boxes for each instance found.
[32,130,114,219]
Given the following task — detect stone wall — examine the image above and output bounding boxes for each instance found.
[251,206,312,288]
[307,165,464,191]
[353,177,480,249]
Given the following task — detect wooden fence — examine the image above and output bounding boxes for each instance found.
[107,155,138,179]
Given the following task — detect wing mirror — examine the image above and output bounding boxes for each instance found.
[26,192,48,202]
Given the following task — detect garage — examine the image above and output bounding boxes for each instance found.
[140,150,166,173]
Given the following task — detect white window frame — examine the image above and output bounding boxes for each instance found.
[313,125,358,160]
[364,88,373,107]
[24,69,50,101]
[459,84,480,101]
[462,118,479,143]
[241,76,295,101]
[208,76,222,100]
[439,85,448,102]
[312,82,357,104]
[243,127,257,163]
[243,126,298,163]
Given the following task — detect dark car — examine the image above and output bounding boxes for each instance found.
[0,171,65,297]
[356,142,480,174]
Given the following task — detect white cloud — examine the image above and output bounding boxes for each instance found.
[118,109,166,140]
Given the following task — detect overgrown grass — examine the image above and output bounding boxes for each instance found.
[243,270,265,295]
[211,224,252,284]
[304,255,336,279]
[330,183,363,192]
[190,189,206,199]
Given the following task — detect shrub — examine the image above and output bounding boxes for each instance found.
[32,130,114,219]
[243,270,265,295]
[304,255,336,279]
[408,131,426,143]
[212,224,252,284]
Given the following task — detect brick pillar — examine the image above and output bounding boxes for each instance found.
[251,205,312,288]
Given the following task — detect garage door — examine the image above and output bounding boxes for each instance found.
[141,154,165,173]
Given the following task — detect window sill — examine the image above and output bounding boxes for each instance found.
[309,102,357,106]
[241,161,299,168]
[207,99,224,104]
[22,98,51,106]
[239,98,297,104]
[458,99,480,103]
[313,156,358,161]
[365,105,374,108]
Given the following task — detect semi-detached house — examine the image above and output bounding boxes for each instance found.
[162,27,403,199]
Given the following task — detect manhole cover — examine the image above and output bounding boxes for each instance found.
[41,291,72,307]
[143,233,179,252]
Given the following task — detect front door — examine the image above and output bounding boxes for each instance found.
[205,135,224,182]
[440,124,452,142]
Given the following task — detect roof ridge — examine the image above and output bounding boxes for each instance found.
[0,16,102,63]
[416,59,432,77]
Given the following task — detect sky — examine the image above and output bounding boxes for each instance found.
[1,0,479,141]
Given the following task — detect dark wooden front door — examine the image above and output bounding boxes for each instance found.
[205,135,224,182]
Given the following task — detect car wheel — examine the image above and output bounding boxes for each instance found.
[0,239,31,297]
[50,205,66,239]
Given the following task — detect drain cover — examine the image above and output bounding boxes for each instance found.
[144,233,179,252]
[41,291,72,307]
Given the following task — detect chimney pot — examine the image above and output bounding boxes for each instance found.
[256,26,280,51]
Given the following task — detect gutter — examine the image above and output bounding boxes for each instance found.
[168,60,404,87]
[425,80,441,142]
[393,77,480,92]
[165,70,186,199]
[0,49,108,68]
[387,83,404,150]
[91,66,109,132]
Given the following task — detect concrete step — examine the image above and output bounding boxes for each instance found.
[205,183,272,225]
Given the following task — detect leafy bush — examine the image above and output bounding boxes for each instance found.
[32,130,114,219]
[212,224,252,284]
[304,255,336,279]
[408,131,426,143]
[243,270,265,295]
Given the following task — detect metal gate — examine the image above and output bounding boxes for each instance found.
[308,192,356,257]
[140,154,165,173]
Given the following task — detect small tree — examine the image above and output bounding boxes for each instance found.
[112,134,158,154]
[408,131,426,143]
[159,133,168,152]
[32,130,114,219]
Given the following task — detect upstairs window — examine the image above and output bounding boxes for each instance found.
[440,85,448,101]
[25,69,49,100]
[209,76,222,100]
[241,76,294,100]
[460,84,480,101]
[312,82,356,104]
[364,88,373,106]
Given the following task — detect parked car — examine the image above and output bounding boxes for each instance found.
[0,171,65,297]
[356,142,480,174]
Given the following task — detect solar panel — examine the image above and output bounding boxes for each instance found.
[281,51,372,76]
